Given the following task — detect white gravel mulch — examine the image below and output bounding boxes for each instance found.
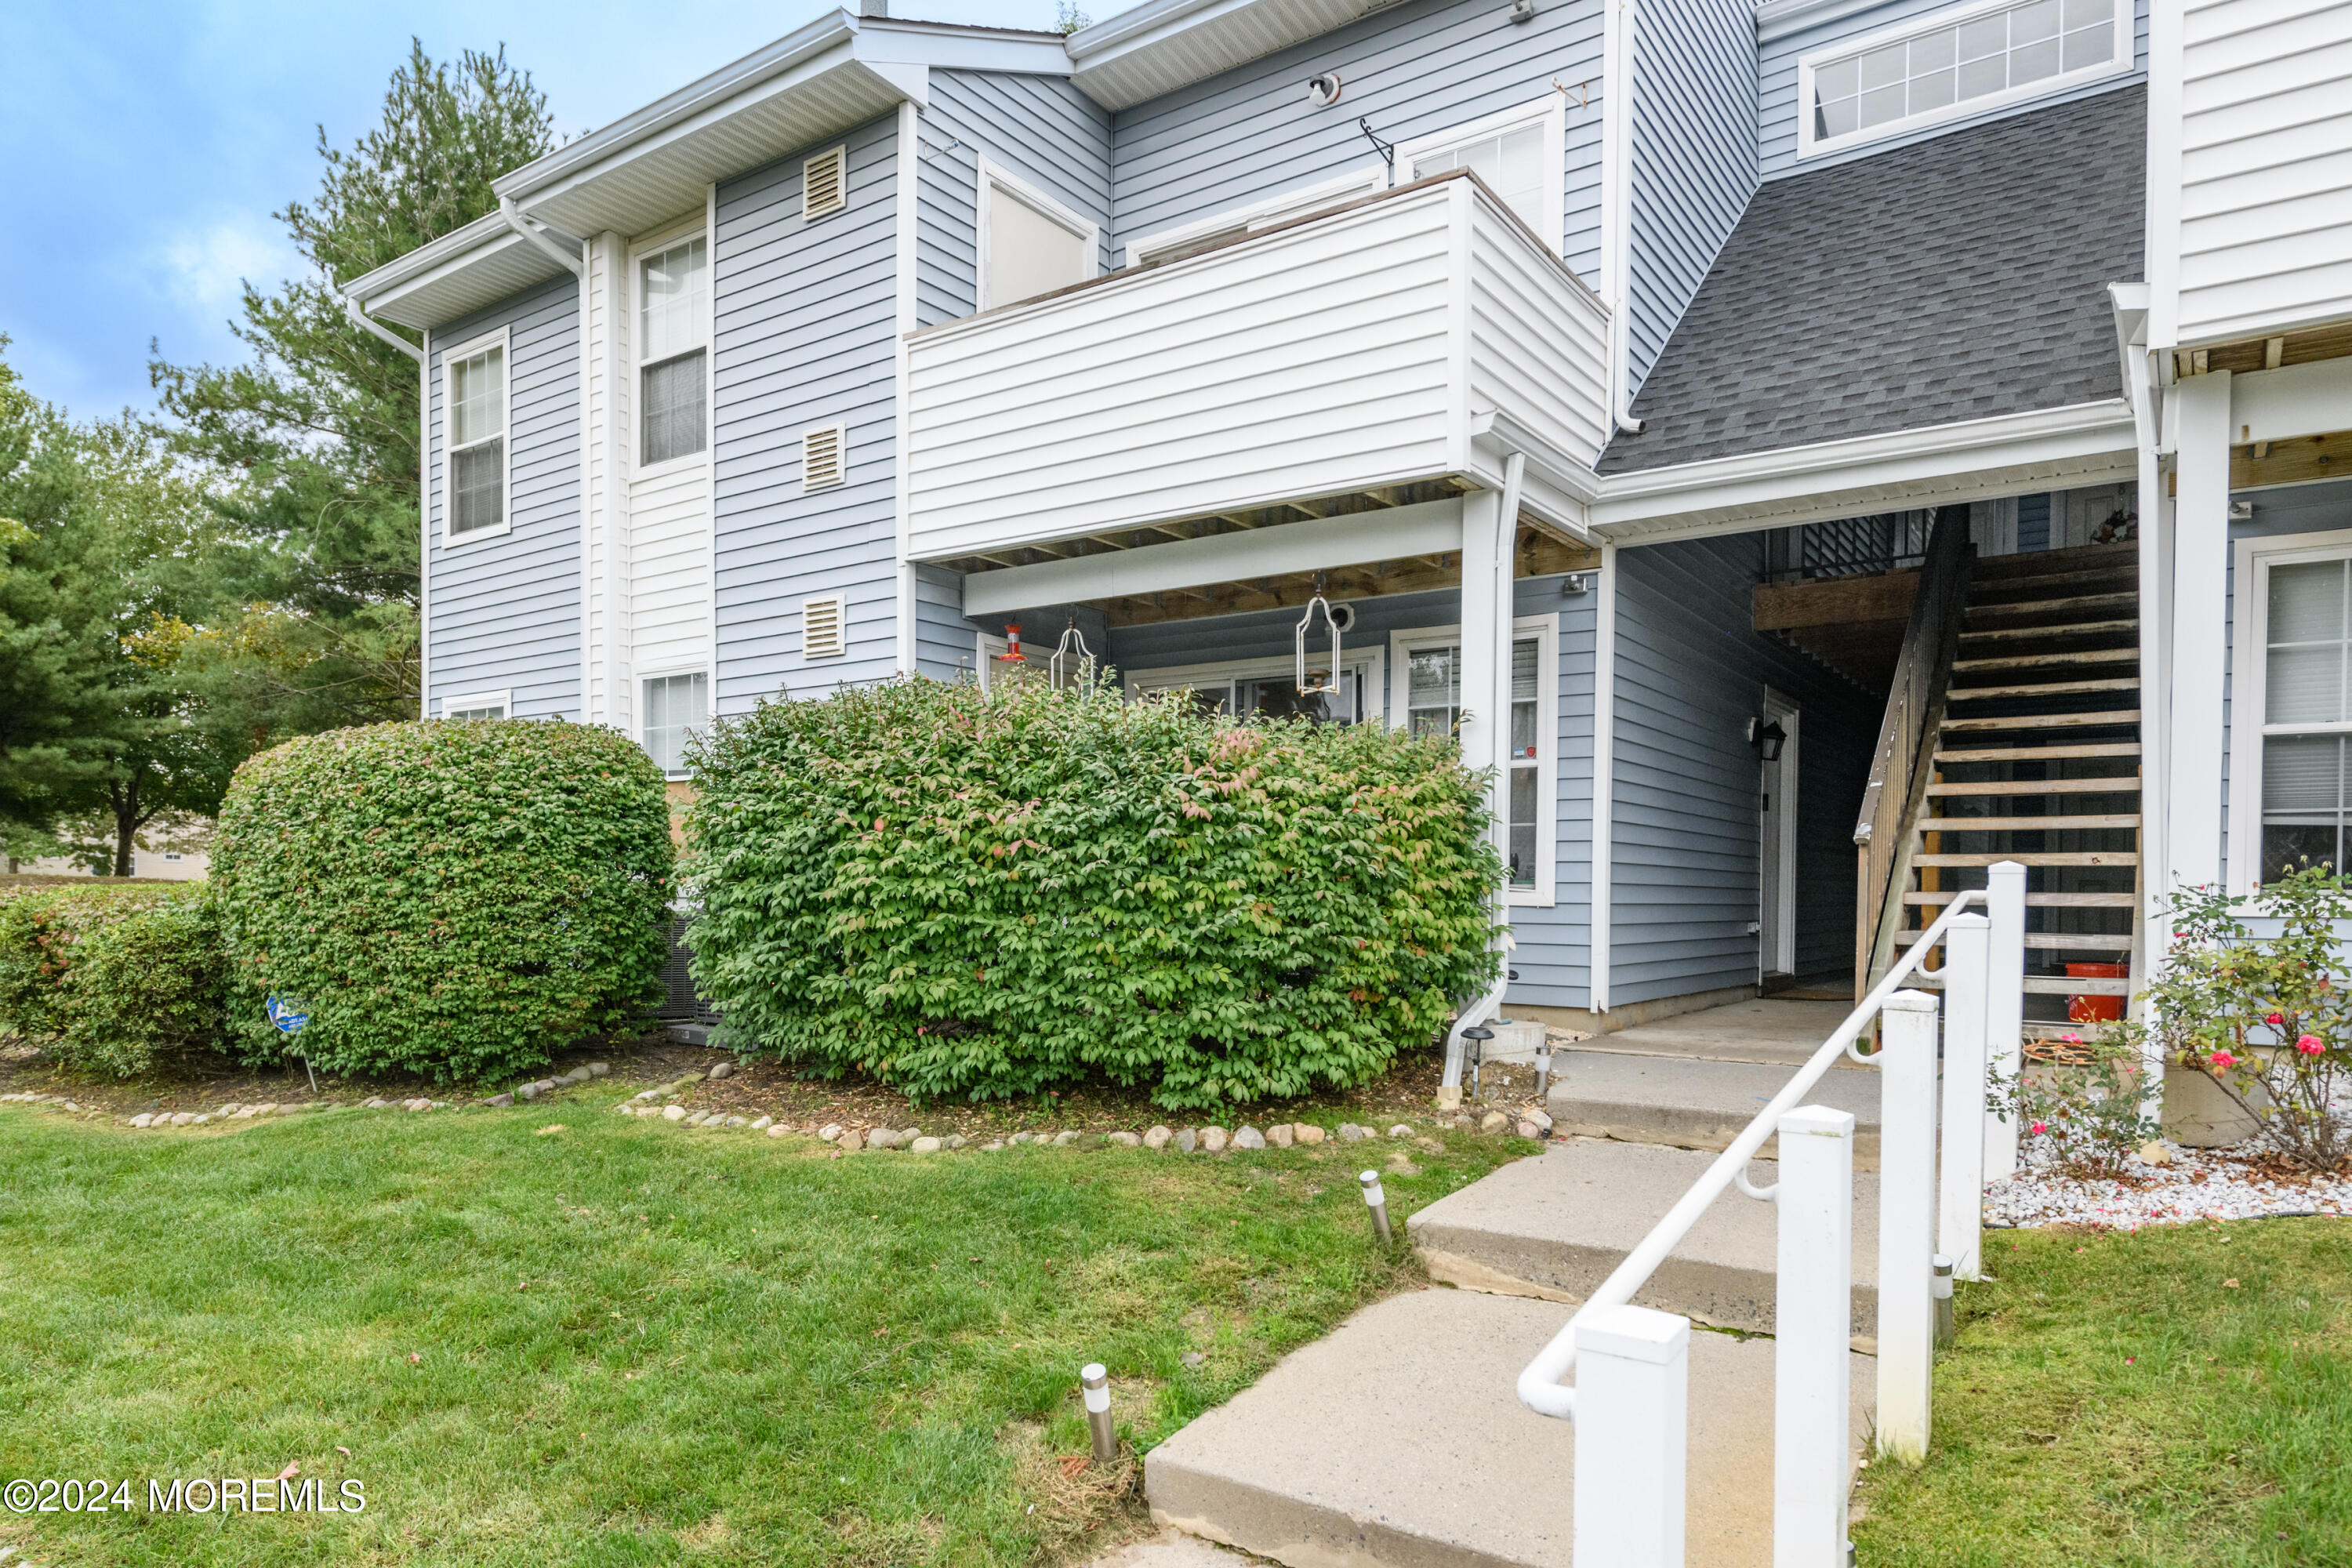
[1985,1136,2352,1229]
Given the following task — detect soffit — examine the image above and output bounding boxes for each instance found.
[1067,0,1401,111]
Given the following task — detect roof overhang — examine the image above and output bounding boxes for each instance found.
[1591,400,2140,544]
[345,11,1070,331]
[1065,0,1400,110]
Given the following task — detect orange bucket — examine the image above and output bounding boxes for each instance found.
[2066,962,2128,1023]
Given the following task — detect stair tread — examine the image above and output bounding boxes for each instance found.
[1920,813,2140,829]
[1970,567,2138,595]
[1969,542,2140,576]
[1896,930,2135,949]
[1144,1289,1871,1568]
[1409,1139,1878,1334]
[1942,709,2141,731]
[1961,617,2140,643]
[1948,677,2141,699]
[1907,889,2136,906]
[1928,777,2140,794]
[1912,851,2137,866]
[1547,1051,1881,1134]
[1912,974,2132,995]
[1936,742,2142,761]
[1967,592,2138,618]
[1952,648,2139,673]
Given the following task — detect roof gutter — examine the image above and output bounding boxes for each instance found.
[343,296,423,364]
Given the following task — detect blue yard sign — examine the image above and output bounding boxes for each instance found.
[267,994,310,1034]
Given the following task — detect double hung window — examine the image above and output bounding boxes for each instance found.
[445,336,507,538]
[1403,639,1546,889]
[643,672,708,778]
[639,236,708,466]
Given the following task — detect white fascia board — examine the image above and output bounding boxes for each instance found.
[346,224,570,331]
[2233,358,2352,446]
[1065,0,1392,110]
[345,213,517,307]
[1590,401,2137,539]
[856,19,1075,74]
[961,499,1464,618]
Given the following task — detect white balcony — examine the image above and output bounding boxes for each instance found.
[904,172,1611,566]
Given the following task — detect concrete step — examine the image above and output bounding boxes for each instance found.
[1145,1289,1872,1568]
[1546,1050,1882,1167]
[1566,997,1866,1072]
[1408,1138,1879,1336]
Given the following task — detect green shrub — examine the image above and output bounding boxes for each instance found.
[684,677,1501,1109]
[212,719,675,1083]
[0,884,233,1076]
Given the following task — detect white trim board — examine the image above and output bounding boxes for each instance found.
[2224,524,2352,895]
[1387,615,1563,909]
[1123,164,1388,269]
[960,499,1466,617]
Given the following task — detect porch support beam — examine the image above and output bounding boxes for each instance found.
[2166,371,2231,892]
[960,498,1465,618]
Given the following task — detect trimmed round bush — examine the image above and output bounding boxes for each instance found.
[0,884,231,1076]
[212,720,675,1082]
[684,677,1501,1109]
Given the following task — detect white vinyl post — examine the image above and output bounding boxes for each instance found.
[1773,1105,1855,1568]
[1573,1305,1689,1568]
[1937,912,1992,1281]
[1875,989,1940,1464]
[1983,862,2027,1179]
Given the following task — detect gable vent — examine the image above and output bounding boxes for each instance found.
[803,146,848,220]
[803,594,848,659]
[802,423,848,490]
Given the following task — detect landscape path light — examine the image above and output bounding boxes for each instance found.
[1081,1363,1116,1463]
[1359,1170,1393,1246]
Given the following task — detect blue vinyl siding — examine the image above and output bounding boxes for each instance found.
[917,70,1114,330]
[1610,534,1879,1000]
[1758,0,2149,180]
[713,114,902,708]
[1109,0,1608,285]
[1628,0,1757,390]
[2220,477,2352,886]
[1109,575,1599,1009]
[424,276,581,719]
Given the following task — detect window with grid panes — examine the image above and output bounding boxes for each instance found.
[1809,0,2115,146]
[1405,639,1543,886]
[1410,122,1548,236]
[447,343,505,535]
[2261,558,2352,880]
[643,672,707,777]
[639,237,708,466]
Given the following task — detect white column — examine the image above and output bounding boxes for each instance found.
[2166,371,2232,892]
[1983,862,2027,1180]
[1573,1304,1688,1568]
[1459,488,1506,799]
[1875,989,1939,1464]
[1773,1105,1855,1568]
[1591,540,1619,1013]
[1937,912,1991,1281]
[892,98,920,677]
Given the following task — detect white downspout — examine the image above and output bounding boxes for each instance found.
[1599,0,1640,434]
[893,100,920,677]
[1442,452,1526,1099]
[1590,539,1617,1014]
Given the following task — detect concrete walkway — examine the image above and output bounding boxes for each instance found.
[1580,997,1861,1069]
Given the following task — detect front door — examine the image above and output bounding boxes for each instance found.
[1759,691,1800,978]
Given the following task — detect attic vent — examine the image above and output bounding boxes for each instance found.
[803,146,848,220]
[802,422,847,490]
[803,594,848,659]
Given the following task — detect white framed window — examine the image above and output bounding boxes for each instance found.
[642,670,708,778]
[1124,647,1388,726]
[441,328,510,543]
[977,158,1099,312]
[633,230,709,470]
[2228,529,2352,890]
[1796,0,2130,158]
[1396,96,1568,254]
[441,689,510,720]
[1123,165,1390,269]
[1390,617,1559,906]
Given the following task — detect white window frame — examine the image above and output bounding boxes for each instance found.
[1123,165,1391,269]
[1388,615,1560,906]
[975,156,1101,313]
[1794,0,2134,160]
[628,219,713,481]
[1394,95,1569,257]
[2226,527,2352,893]
[439,688,510,720]
[439,325,513,546]
[1122,646,1389,725]
[639,666,710,780]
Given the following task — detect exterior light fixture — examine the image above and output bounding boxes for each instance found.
[1306,71,1344,107]
[1509,0,1536,20]
[1562,571,1594,595]
[1747,716,1788,763]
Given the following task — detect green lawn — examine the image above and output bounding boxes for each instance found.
[1857,1218,2352,1567]
[0,1100,1517,1567]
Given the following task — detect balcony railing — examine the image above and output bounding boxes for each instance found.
[905,171,1610,564]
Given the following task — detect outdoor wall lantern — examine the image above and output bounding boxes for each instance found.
[1747,716,1788,763]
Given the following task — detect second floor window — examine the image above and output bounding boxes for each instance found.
[1803,0,2123,154]
[446,339,506,537]
[640,236,708,466]
[1412,125,1547,236]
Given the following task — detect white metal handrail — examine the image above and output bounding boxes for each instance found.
[1514,888,1988,1422]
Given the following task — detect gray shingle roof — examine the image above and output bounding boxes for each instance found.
[1599,85,2146,475]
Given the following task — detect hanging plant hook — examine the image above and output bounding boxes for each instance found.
[1295,575,1343,698]
[1049,614,1095,689]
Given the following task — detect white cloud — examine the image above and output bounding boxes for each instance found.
[155,216,304,320]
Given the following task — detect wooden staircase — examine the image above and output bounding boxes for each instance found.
[1885,541,2143,1033]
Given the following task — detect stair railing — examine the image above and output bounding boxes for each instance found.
[1853,508,1975,998]
[1518,862,2027,1568]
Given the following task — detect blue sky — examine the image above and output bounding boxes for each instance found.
[4,0,1120,423]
